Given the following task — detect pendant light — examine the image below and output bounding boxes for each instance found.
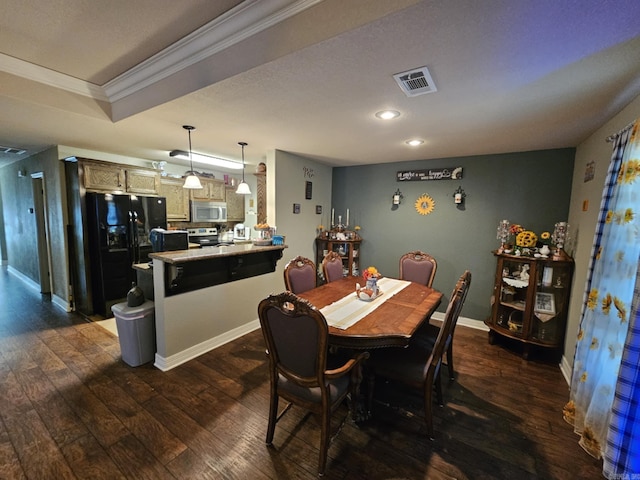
[182,125,203,189]
[236,141,251,195]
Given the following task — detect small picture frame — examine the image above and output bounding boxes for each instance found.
[535,292,556,315]
[316,205,322,214]
[293,203,300,214]
[305,181,312,200]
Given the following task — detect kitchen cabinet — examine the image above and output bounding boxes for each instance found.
[189,177,225,201]
[225,186,245,222]
[159,178,190,221]
[315,232,361,284]
[83,161,125,191]
[82,160,159,195]
[485,251,574,359]
[125,168,160,195]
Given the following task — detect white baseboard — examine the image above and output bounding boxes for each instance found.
[8,266,71,312]
[154,319,261,371]
[430,311,489,332]
[559,354,572,386]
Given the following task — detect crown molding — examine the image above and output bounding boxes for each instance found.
[0,0,321,106]
[102,0,322,102]
[0,52,108,101]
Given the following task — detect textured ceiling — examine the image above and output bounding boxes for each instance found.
[1,0,640,170]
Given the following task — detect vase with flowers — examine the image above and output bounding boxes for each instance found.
[357,266,382,301]
[538,231,551,257]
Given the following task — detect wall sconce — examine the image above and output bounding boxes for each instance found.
[392,189,403,205]
[18,168,27,178]
[453,186,466,204]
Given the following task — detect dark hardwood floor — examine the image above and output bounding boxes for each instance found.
[0,266,603,479]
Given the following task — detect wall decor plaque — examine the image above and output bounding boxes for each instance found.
[397,166,463,182]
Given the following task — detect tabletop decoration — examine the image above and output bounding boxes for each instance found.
[516,230,538,248]
[496,219,510,252]
[538,231,551,257]
[357,266,382,301]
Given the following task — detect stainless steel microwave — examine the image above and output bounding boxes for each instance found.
[191,201,227,223]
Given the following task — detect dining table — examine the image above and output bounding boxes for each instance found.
[298,276,443,350]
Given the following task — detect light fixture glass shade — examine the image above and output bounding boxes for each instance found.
[236,181,251,195]
[180,125,204,189]
[183,173,203,189]
[236,141,251,194]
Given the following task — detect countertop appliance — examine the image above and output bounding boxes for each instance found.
[86,192,167,316]
[191,201,227,223]
[234,223,247,241]
[187,227,219,247]
[150,228,189,252]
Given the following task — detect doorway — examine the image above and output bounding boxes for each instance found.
[31,173,52,295]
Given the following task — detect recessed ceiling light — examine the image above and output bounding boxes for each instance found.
[406,139,424,146]
[375,110,400,120]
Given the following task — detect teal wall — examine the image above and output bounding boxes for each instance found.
[331,148,575,323]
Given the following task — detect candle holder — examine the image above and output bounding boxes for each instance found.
[496,219,510,253]
[551,221,568,258]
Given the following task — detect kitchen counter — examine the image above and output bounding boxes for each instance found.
[150,242,288,371]
[149,243,286,265]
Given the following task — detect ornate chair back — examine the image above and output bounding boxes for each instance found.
[322,251,344,283]
[399,251,437,287]
[283,256,316,294]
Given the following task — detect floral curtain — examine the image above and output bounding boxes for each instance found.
[563,120,640,463]
[603,260,640,477]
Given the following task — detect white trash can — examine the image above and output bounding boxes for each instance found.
[111,300,156,367]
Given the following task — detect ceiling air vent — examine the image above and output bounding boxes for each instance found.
[393,66,437,97]
[0,146,27,155]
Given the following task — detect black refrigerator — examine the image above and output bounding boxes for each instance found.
[86,192,167,316]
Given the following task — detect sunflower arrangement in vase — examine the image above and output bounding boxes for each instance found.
[506,224,537,255]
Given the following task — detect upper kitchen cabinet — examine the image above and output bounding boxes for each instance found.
[81,160,159,195]
[125,168,160,195]
[189,177,225,201]
[159,177,190,221]
[225,186,245,222]
[83,160,125,192]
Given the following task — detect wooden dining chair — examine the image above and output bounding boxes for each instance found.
[322,251,344,283]
[283,255,316,294]
[258,291,369,476]
[365,271,471,439]
[399,250,438,287]
[412,270,472,381]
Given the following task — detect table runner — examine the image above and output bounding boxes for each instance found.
[320,277,411,329]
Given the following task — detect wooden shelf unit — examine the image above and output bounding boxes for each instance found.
[315,231,361,284]
[485,251,574,359]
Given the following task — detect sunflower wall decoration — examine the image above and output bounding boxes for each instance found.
[415,194,435,215]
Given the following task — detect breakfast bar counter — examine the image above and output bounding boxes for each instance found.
[149,243,287,371]
[150,244,287,296]
[149,243,286,264]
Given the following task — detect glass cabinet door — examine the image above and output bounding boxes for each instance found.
[531,263,569,344]
[495,258,531,338]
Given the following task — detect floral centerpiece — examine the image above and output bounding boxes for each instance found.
[363,266,381,282]
[363,266,382,291]
[499,221,559,257]
[358,266,381,301]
